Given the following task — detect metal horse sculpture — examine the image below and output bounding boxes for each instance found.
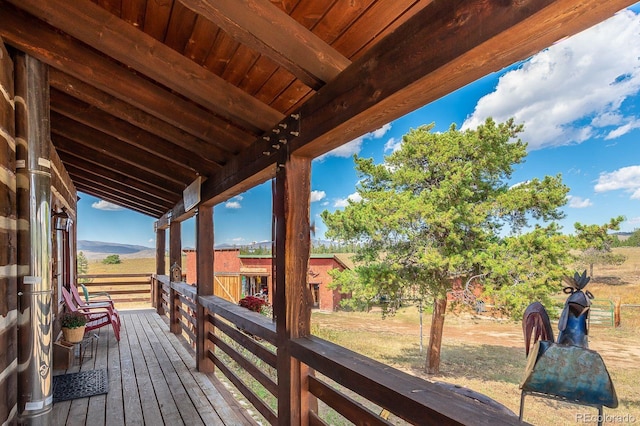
[520,271,617,424]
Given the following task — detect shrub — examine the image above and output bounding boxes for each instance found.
[102,254,121,264]
[239,296,268,313]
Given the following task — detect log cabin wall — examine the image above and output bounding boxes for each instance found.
[0,36,18,426]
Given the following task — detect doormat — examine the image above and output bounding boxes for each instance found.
[53,369,109,403]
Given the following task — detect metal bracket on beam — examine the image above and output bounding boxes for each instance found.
[262,113,301,158]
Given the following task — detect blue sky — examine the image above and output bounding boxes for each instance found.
[78,5,640,249]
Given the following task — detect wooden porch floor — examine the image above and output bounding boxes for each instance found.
[52,310,255,425]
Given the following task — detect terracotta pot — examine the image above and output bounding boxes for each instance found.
[62,326,86,343]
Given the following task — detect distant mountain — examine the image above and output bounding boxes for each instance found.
[78,240,155,260]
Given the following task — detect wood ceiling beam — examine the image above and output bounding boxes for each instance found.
[179,0,351,90]
[49,70,240,159]
[52,135,187,195]
[0,4,253,144]
[50,90,224,174]
[8,0,285,132]
[159,0,635,224]
[69,174,172,212]
[61,160,178,205]
[51,112,197,185]
[72,182,167,217]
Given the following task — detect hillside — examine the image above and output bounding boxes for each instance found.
[78,240,155,260]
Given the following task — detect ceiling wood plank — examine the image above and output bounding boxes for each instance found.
[49,70,238,159]
[72,181,167,217]
[51,116,197,186]
[0,4,255,144]
[50,90,224,173]
[179,0,351,89]
[70,173,172,212]
[9,0,284,132]
[161,0,636,223]
[61,158,178,204]
[51,119,196,187]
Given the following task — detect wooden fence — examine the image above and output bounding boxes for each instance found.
[78,273,152,306]
[153,275,520,425]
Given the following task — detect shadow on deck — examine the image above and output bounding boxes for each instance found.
[52,309,255,425]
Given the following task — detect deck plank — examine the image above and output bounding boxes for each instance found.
[52,310,247,425]
[129,313,183,424]
[86,327,108,425]
[138,314,206,425]
[149,314,251,424]
[123,314,165,425]
[105,320,125,426]
[143,313,226,425]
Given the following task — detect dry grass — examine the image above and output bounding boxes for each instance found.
[88,250,640,424]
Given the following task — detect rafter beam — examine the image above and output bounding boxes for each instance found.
[8,0,284,132]
[63,163,177,205]
[0,4,254,143]
[50,90,223,173]
[52,135,187,194]
[72,182,167,217]
[70,174,172,212]
[57,151,181,203]
[179,0,351,90]
[51,112,197,185]
[50,70,240,159]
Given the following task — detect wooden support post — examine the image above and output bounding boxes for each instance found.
[614,297,621,328]
[155,227,166,314]
[274,155,315,425]
[0,36,18,426]
[169,220,181,334]
[196,204,214,372]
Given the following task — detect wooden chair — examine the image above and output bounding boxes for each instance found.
[70,284,120,328]
[61,287,121,341]
[80,283,112,303]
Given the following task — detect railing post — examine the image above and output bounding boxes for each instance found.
[169,220,181,334]
[274,155,315,425]
[196,204,214,372]
[155,226,166,314]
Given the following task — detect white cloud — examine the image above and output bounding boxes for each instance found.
[231,237,244,242]
[148,238,154,244]
[627,216,640,226]
[463,10,640,150]
[310,190,326,202]
[567,195,593,208]
[334,192,362,208]
[594,165,640,199]
[91,200,123,211]
[232,195,244,201]
[371,123,392,138]
[317,123,392,160]
[225,201,241,209]
[384,137,402,153]
[605,118,640,139]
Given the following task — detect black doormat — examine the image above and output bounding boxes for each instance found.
[53,369,109,403]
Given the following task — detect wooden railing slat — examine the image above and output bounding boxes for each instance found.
[207,350,278,425]
[210,316,277,368]
[308,376,392,426]
[211,333,278,397]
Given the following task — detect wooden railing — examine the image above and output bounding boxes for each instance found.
[153,275,521,425]
[79,273,152,305]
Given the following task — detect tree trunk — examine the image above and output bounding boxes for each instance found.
[589,262,594,278]
[425,297,447,374]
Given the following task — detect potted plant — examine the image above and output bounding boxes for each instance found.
[60,311,87,343]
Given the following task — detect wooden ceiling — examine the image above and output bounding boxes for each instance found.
[0,0,635,219]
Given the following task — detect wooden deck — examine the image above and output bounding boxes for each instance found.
[52,310,255,425]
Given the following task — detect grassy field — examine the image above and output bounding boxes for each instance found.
[87,248,640,424]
